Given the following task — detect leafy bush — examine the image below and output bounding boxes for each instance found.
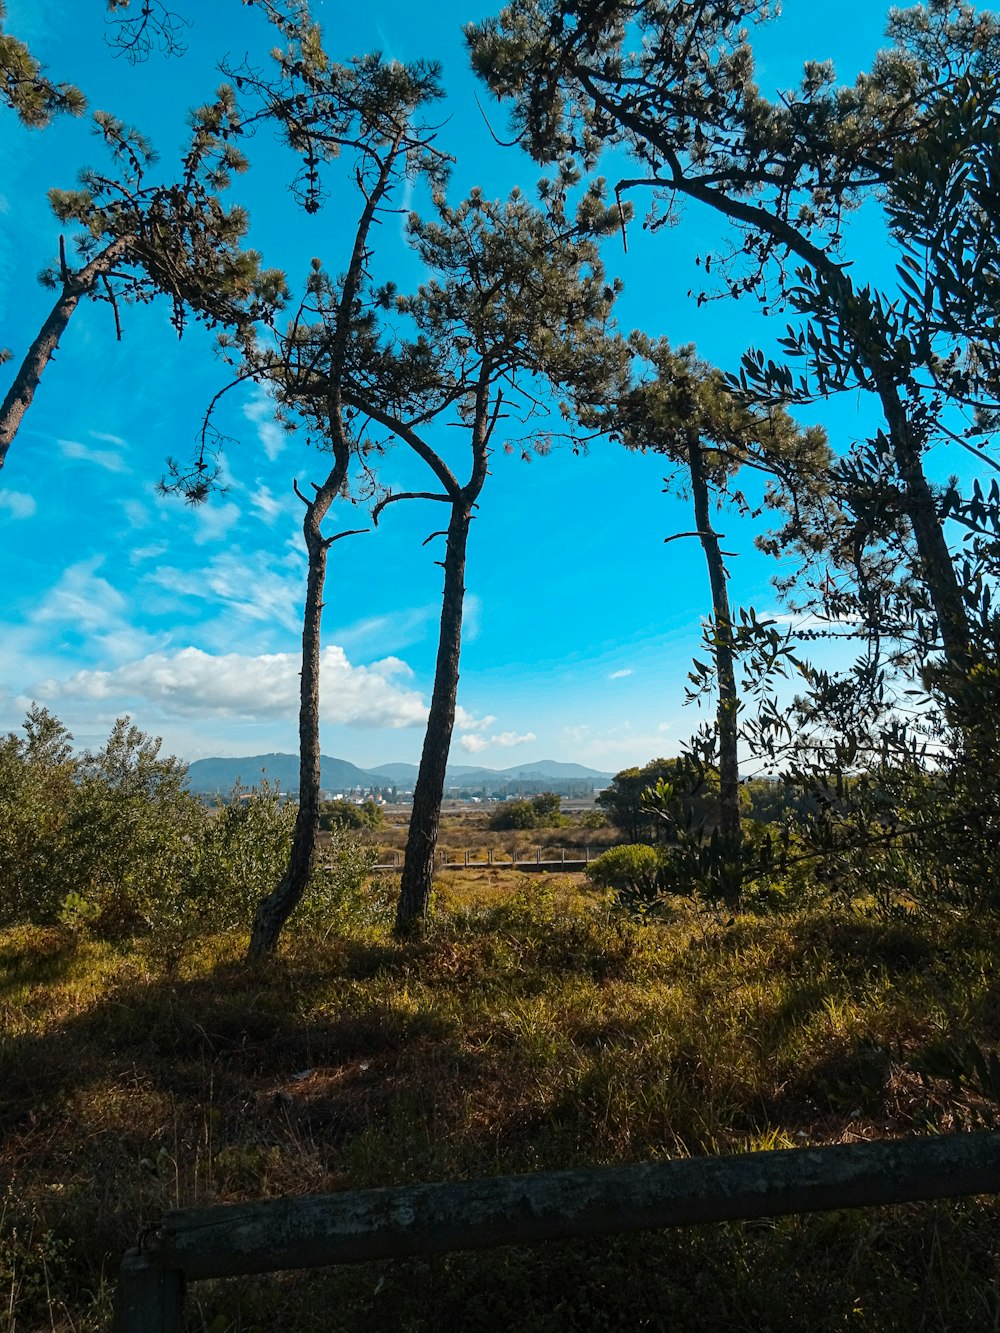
[58,719,205,936]
[579,808,607,829]
[290,834,380,937]
[489,791,564,831]
[196,782,296,931]
[319,798,384,831]
[585,844,662,899]
[0,709,378,949]
[0,705,76,926]
[597,757,720,843]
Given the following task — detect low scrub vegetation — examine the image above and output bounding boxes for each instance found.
[0,708,373,961]
[5,869,1000,1329]
[488,791,566,831]
[5,709,1000,1329]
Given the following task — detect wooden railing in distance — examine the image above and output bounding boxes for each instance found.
[112,1132,1000,1332]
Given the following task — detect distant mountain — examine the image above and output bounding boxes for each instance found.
[442,760,616,789]
[186,752,376,794]
[495,760,614,780]
[186,753,616,795]
[368,762,420,783]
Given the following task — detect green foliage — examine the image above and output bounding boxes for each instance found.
[585,843,662,900]
[320,798,384,832]
[0,4,86,128]
[489,791,565,831]
[57,718,205,937]
[197,783,296,931]
[288,836,380,939]
[0,708,376,951]
[579,808,607,829]
[597,758,719,844]
[0,705,76,926]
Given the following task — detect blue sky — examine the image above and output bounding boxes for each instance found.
[0,1,931,771]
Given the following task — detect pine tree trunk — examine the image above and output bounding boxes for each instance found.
[0,242,124,472]
[878,379,970,668]
[247,511,329,960]
[395,501,472,932]
[687,431,742,904]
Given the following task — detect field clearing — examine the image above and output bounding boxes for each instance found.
[4,871,1000,1330]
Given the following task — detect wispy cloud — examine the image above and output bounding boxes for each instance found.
[47,645,429,728]
[123,499,150,529]
[609,668,633,679]
[33,556,127,632]
[129,542,169,565]
[330,604,438,655]
[58,438,128,472]
[148,549,306,631]
[459,727,535,753]
[192,500,241,546]
[248,483,292,525]
[0,489,36,519]
[243,386,287,462]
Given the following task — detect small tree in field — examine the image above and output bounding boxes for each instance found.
[597,757,720,845]
[209,10,447,960]
[597,336,826,898]
[357,180,624,932]
[468,0,1000,676]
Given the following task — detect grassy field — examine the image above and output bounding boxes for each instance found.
[368,808,621,864]
[4,872,1000,1330]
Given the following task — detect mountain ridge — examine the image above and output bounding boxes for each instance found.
[185,752,615,793]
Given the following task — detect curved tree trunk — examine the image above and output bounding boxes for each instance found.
[395,501,472,932]
[247,138,400,961]
[0,241,125,473]
[648,172,971,671]
[687,430,742,904]
[876,377,970,668]
[247,507,330,960]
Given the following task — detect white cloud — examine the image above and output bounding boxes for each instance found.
[0,489,36,519]
[148,549,306,631]
[89,430,127,447]
[460,734,490,753]
[243,386,287,462]
[455,708,495,732]
[331,604,437,654]
[462,593,482,643]
[58,438,128,472]
[192,500,242,546]
[493,730,535,747]
[123,499,150,529]
[129,542,169,565]
[561,721,673,764]
[609,668,633,679]
[45,645,430,728]
[33,557,127,632]
[248,483,290,525]
[458,726,534,753]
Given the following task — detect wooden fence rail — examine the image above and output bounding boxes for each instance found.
[113,1131,1000,1331]
[372,846,596,873]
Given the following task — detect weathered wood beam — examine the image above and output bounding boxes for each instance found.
[152,1133,1000,1281]
[111,1249,185,1333]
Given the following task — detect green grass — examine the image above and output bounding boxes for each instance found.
[4,882,1000,1330]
